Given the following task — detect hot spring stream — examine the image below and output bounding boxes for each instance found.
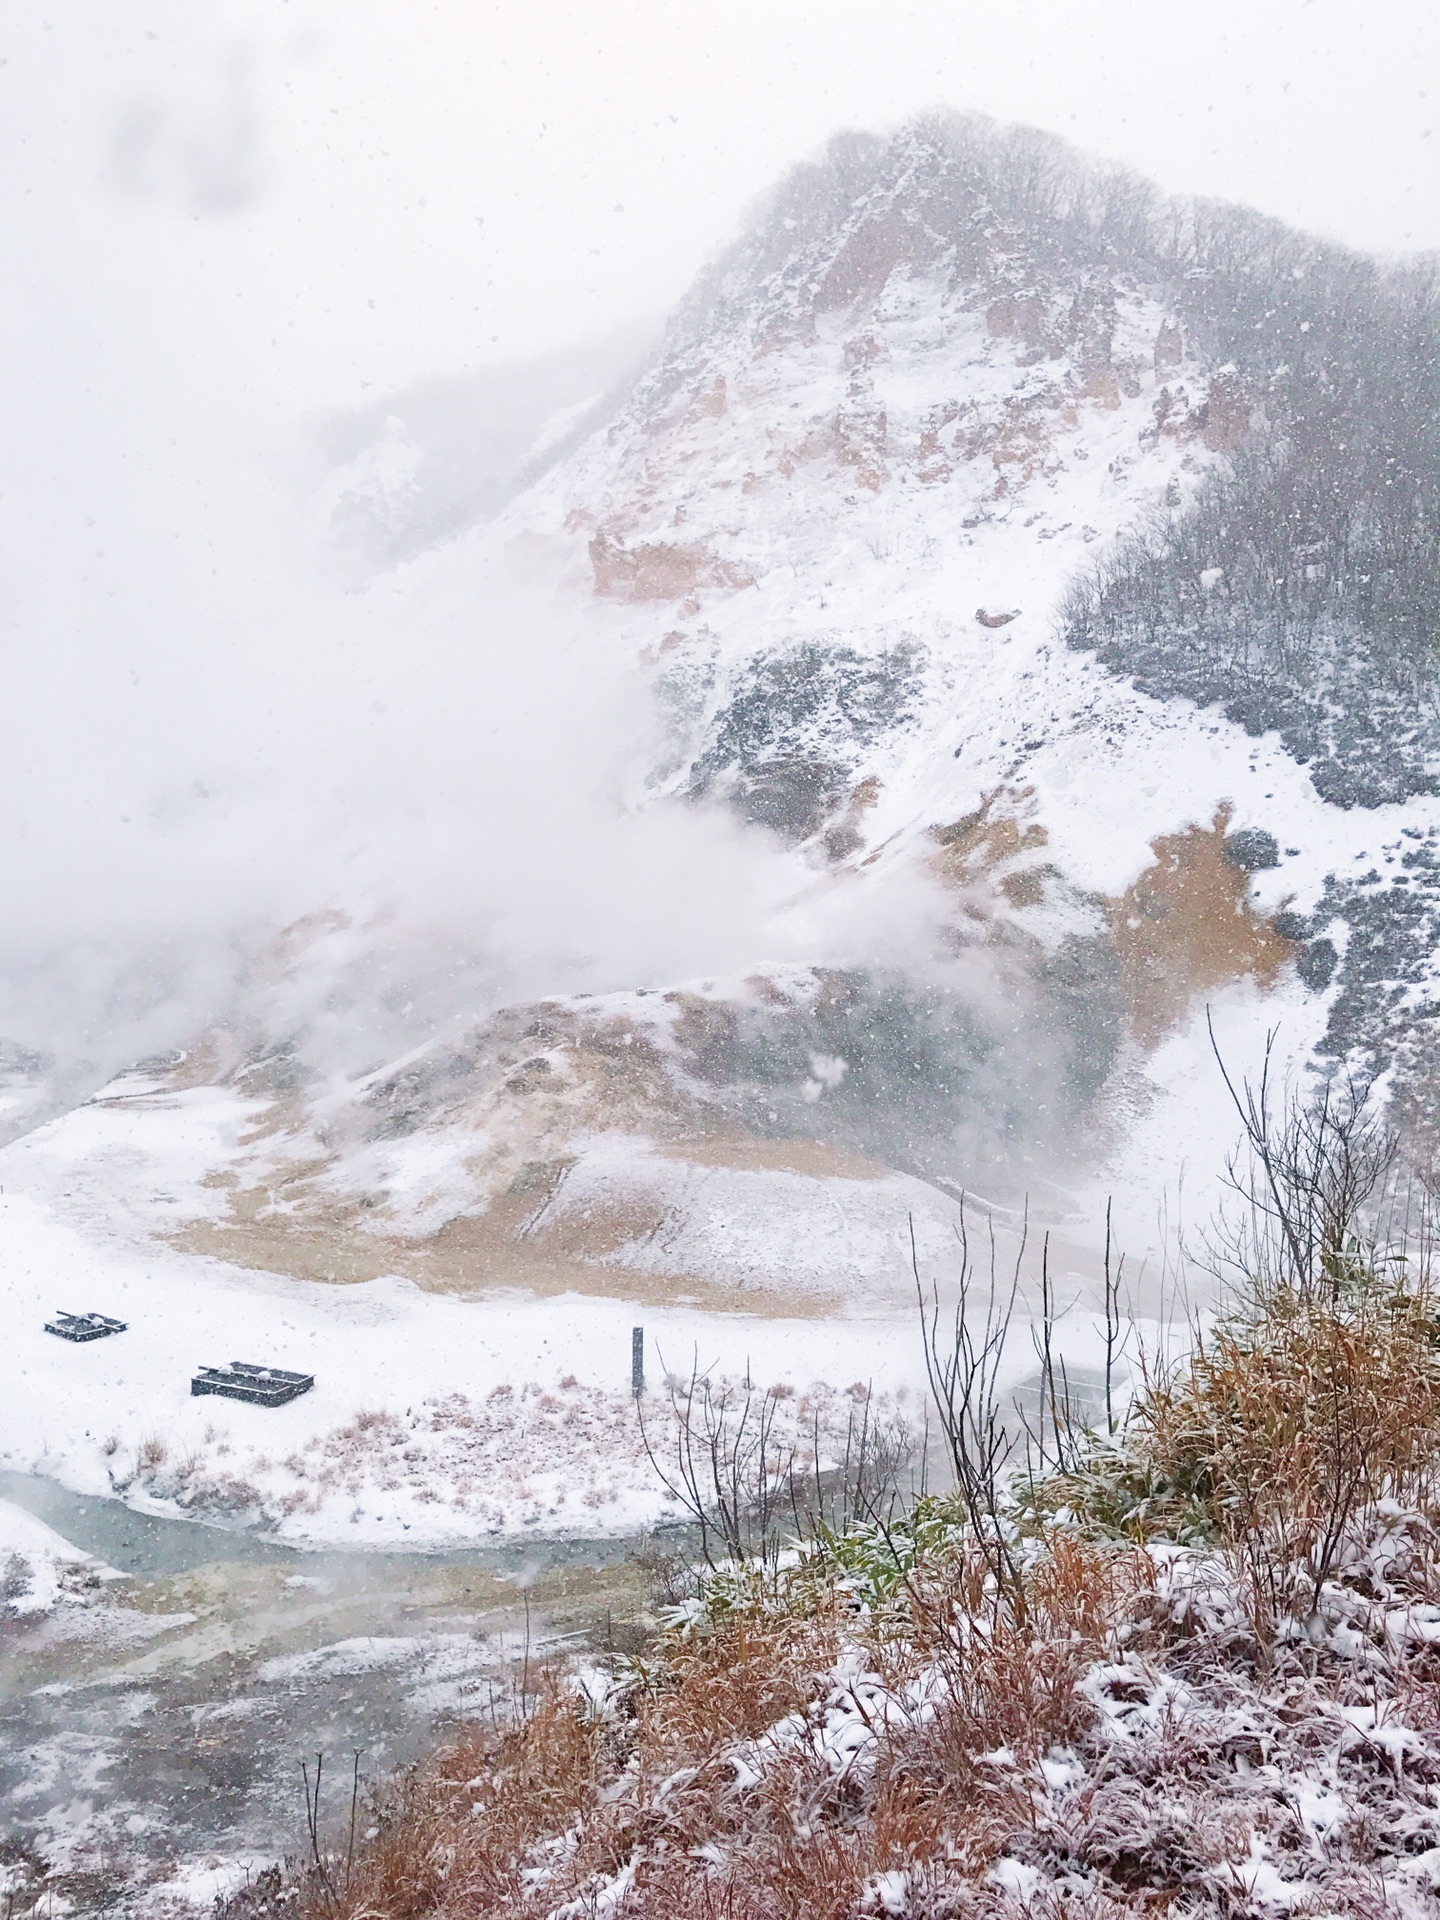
[0,1472,652,1909]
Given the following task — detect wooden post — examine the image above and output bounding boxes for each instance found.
[631,1326,645,1397]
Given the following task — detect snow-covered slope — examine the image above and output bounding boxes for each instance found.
[3,115,1436,1533]
[106,117,1417,1279]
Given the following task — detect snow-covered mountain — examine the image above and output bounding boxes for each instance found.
[6,112,1439,1382]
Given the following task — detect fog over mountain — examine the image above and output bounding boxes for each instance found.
[2,11,1436,1185]
[3,103,1437,1290]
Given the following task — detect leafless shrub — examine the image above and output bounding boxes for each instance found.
[1205,1016,1401,1304]
[637,1361,914,1574]
[1018,1208,1133,1487]
[292,1750,367,1920]
[637,1358,801,1573]
[788,1385,919,1541]
[915,1206,1025,1607]
[915,1197,1140,1619]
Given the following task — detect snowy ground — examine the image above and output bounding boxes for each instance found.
[0,1496,116,1615]
[0,1124,1171,1551]
[0,1160,942,1546]
[0,1024,1163,1554]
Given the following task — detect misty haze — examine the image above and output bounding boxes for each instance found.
[3,7,1440,1917]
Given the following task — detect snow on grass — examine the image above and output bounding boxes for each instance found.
[118,1374,936,1544]
[0,1163,966,1545]
[343,1528,1440,1918]
[138,1855,279,1916]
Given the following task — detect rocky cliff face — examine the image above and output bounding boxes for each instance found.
[20,114,1440,1299]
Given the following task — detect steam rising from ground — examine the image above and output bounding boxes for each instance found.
[2,544,820,1070]
[0,13,1133,1204]
[0,368,949,1087]
[0,13,948,1094]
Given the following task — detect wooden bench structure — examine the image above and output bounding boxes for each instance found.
[191,1361,315,1407]
[45,1310,128,1342]
[42,1313,318,1410]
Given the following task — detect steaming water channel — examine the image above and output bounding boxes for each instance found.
[0,1472,651,1909]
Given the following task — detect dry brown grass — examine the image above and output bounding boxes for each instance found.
[1139,1280,1440,1627]
[856,1535,1150,1906]
[576,1553,1115,1918]
[303,1612,846,1920]
[320,1679,602,1920]
[289,1540,1151,1920]
[635,1605,841,1764]
[618,1801,899,1920]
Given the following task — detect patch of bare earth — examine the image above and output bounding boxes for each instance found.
[588,527,754,601]
[164,1009,860,1309]
[929,786,1055,913]
[173,1121,862,1318]
[1108,806,1293,1046]
[929,795,1297,1052]
[172,1187,844,1317]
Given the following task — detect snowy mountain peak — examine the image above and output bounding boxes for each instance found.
[7,115,1440,1320]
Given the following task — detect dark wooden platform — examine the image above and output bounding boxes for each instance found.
[191,1362,315,1407]
[45,1311,128,1343]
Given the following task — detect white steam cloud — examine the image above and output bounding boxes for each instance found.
[0,8,944,1096]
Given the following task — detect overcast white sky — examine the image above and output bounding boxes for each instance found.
[4,0,1435,412]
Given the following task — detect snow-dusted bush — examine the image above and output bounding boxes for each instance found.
[259,1241,1440,1919]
